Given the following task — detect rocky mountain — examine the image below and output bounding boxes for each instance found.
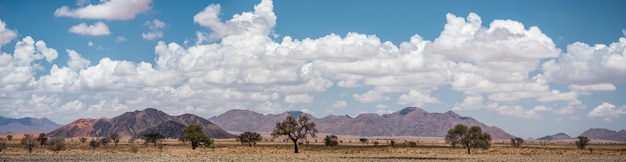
[0,116,61,134]
[579,128,626,142]
[209,107,515,139]
[537,132,572,140]
[48,108,236,138]
[137,121,186,139]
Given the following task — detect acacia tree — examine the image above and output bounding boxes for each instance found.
[89,139,100,149]
[511,137,524,147]
[7,135,12,141]
[36,133,48,146]
[324,135,338,147]
[445,124,492,154]
[142,133,164,146]
[271,115,318,153]
[576,136,590,149]
[239,131,262,147]
[181,124,212,150]
[21,134,37,153]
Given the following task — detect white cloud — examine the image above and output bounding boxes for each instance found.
[453,95,484,110]
[284,94,313,104]
[55,0,152,20]
[486,104,542,119]
[569,83,616,95]
[352,90,389,103]
[115,36,127,43]
[142,19,166,40]
[397,90,438,107]
[68,22,111,36]
[0,19,18,48]
[331,101,347,109]
[142,31,163,40]
[543,38,626,84]
[622,29,626,36]
[193,0,276,39]
[588,102,626,121]
[87,41,93,46]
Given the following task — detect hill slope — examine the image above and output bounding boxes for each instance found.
[579,128,626,142]
[210,107,515,139]
[48,108,236,138]
[0,116,61,134]
[537,132,572,140]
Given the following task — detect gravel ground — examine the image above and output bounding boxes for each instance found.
[1,152,625,162]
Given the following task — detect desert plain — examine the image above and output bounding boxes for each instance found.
[1,135,625,162]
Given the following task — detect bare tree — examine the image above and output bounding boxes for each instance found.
[239,131,262,147]
[21,134,37,153]
[110,133,120,148]
[445,124,492,154]
[271,115,318,153]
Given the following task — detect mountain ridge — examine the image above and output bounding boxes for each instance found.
[0,116,61,134]
[48,108,236,138]
[209,107,516,139]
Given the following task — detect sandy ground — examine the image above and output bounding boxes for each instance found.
[0,138,625,162]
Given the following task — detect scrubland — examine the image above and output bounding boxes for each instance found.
[1,138,625,161]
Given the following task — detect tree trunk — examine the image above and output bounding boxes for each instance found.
[248,142,252,147]
[292,139,299,153]
[467,147,471,154]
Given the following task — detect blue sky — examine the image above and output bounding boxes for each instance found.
[0,0,625,139]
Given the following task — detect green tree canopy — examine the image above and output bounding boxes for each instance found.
[271,115,318,153]
[445,124,492,154]
[181,124,212,150]
[239,131,262,147]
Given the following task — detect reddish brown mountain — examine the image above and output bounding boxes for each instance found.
[48,108,236,138]
[579,128,626,142]
[209,107,515,139]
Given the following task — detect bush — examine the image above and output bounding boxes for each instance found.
[323,135,338,147]
[0,138,7,152]
[576,136,590,149]
[79,137,87,143]
[89,139,100,149]
[47,137,66,153]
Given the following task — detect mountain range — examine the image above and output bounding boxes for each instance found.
[579,128,626,142]
[537,132,572,140]
[47,108,236,138]
[0,116,61,134]
[209,107,516,139]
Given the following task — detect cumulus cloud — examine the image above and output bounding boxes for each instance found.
[142,19,166,40]
[353,90,389,103]
[2,0,622,122]
[0,19,17,49]
[543,38,626,84]
[588,102,626,121]
[397,90,438,107]
[193,0,276,39]
[55,0,152,20]
[284,94,314,104]
[68,22,111,36]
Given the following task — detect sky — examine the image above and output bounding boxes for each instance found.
[0,0,625,139]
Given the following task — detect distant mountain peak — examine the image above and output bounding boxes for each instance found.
[580,128,626,141]
[0,116,61,133]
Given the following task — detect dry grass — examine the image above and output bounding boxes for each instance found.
[0,137,625,161]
